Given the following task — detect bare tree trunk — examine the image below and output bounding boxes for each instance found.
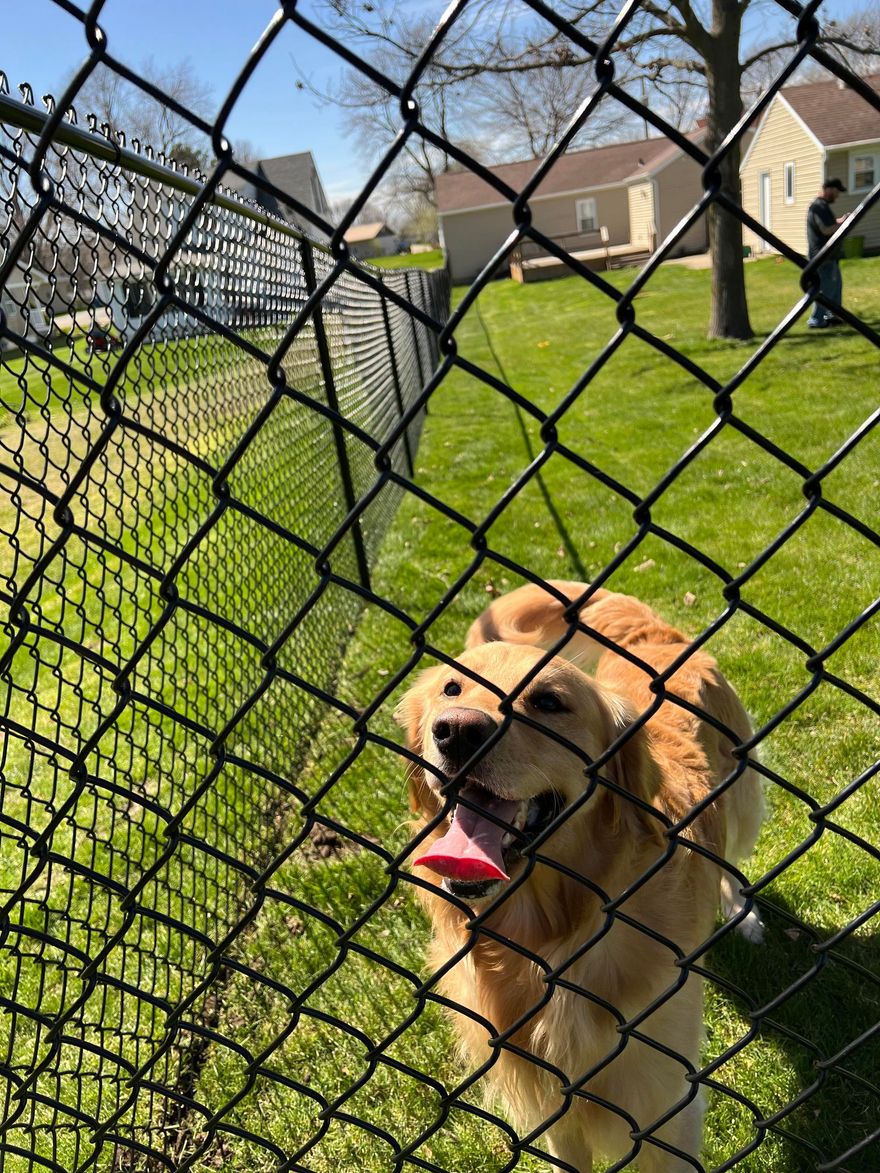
[705,2,753,340]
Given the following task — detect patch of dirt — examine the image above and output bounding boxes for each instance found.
[298,822,379,864]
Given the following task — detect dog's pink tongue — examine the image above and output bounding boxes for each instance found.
[414,790,519,882]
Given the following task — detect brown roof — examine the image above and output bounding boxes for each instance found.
[435,135,687,214]
[782,73,880,147]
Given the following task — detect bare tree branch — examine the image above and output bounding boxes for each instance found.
[307,0,880,338]
[76,56,217,167]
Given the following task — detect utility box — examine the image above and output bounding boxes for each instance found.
[842,235,864,259]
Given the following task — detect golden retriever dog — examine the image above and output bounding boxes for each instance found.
[395,581,764,1173]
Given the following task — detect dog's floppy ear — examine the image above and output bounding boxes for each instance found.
[394,672,443,818]
[594,686,664,843]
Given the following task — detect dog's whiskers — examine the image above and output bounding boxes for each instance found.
[529,763,555,792]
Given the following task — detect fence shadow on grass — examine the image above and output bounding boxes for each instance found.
[707,894,879,1173]
[473,296,589,582]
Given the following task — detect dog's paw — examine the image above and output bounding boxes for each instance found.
[721,878,764,945]
[735,906,765,945]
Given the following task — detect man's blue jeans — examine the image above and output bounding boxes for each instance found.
[808,259,842,325]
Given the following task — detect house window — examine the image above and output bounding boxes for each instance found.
[576,197,598,233]
[850,153,877,191]
[783,162,795,204]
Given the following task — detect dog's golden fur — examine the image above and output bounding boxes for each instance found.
[396,581,764,1172]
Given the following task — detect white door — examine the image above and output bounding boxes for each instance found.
[758,171,772,251]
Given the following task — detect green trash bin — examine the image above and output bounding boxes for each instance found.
[842,235,864,259]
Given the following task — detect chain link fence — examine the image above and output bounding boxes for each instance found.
[1,2,878,1172]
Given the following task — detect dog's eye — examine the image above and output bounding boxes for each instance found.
[530,690,565,713]
[443,680,462,697]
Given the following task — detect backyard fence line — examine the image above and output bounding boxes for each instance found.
[1,68,449,1173]
[1,3,879,1172]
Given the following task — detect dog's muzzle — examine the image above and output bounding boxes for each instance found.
[416,784,566,902]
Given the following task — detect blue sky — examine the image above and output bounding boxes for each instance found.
[3,0,871,206]
[3,0,372,201]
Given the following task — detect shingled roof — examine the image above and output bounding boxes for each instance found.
[782,73,880,147]
[435,134,692,215]
[258,152,329,218]
[225,151,330,233]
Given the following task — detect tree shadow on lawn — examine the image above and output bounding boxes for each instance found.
[705,893,879,1172]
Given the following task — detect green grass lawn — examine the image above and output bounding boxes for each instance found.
[371,248,445,270]
[2,255,877,1172]
[186,256,879,1172]
[0,321,368,1170]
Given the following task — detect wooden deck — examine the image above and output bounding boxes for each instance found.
[510,242,652,283]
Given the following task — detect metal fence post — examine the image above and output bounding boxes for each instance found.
[421,269,440,369]
[403,269,427,393]
[300,237,371,592]
[380,293,414,477]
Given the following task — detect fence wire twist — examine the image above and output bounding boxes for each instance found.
[1,2,878,1172]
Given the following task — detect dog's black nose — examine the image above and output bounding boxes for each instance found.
[432,707,497,766]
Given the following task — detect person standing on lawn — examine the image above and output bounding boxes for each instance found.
[807,178,849,328]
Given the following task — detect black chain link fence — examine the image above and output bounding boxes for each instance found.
[1,1,878,1171]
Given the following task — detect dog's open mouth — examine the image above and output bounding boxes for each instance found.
[414,784,565,900]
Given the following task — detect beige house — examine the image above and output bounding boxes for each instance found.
[741,73,880,256]
[436,132,709,284]
[343,221,399,259]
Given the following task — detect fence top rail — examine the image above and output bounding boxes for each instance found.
[0,87,338,260]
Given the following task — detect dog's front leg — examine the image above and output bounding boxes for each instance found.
[541,1114,593,1173]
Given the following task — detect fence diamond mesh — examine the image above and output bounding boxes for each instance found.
[1,2,878,1173]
